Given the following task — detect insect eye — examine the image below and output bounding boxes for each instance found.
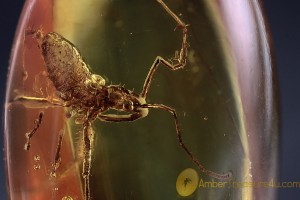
[91,74,105,86]
[124,101,134,110]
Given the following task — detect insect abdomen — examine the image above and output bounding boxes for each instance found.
[41,32,92,97]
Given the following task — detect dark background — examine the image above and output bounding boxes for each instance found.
[0,1,299,199]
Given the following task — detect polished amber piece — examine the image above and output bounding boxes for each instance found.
[5,0,278,199]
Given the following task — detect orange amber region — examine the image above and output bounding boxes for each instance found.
[5,0,83,199]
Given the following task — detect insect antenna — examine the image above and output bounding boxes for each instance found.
[140,104,232,180]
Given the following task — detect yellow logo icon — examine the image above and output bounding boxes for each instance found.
[176,168,199,197]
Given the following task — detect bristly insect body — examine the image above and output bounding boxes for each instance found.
[30,30,148,119]
[21,1,231,199]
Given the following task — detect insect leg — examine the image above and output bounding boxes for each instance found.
[50,129,65,178]
[140,104,232,180]
[82,120,94,200]
[24,112,44,150]
[98,112,144,122]
[12,96,66,108]
[140,1,188,98]
[17,96,67,151]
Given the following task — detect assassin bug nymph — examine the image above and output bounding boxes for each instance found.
[18,0,231,199]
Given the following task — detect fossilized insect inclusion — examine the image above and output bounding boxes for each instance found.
[5,0,278,200]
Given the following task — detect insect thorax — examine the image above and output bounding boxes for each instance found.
[106,86,146,113]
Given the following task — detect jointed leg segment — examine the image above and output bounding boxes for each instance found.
[24,112,44,150]
[98,112,143,122]
[14,96,66,108]
[50,129,65,178]
[82,120,94,200]
[139,1,231,180]
[141,104,231,180]
[141,0,188,98]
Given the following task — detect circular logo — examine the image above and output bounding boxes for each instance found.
[176,168,199,197]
